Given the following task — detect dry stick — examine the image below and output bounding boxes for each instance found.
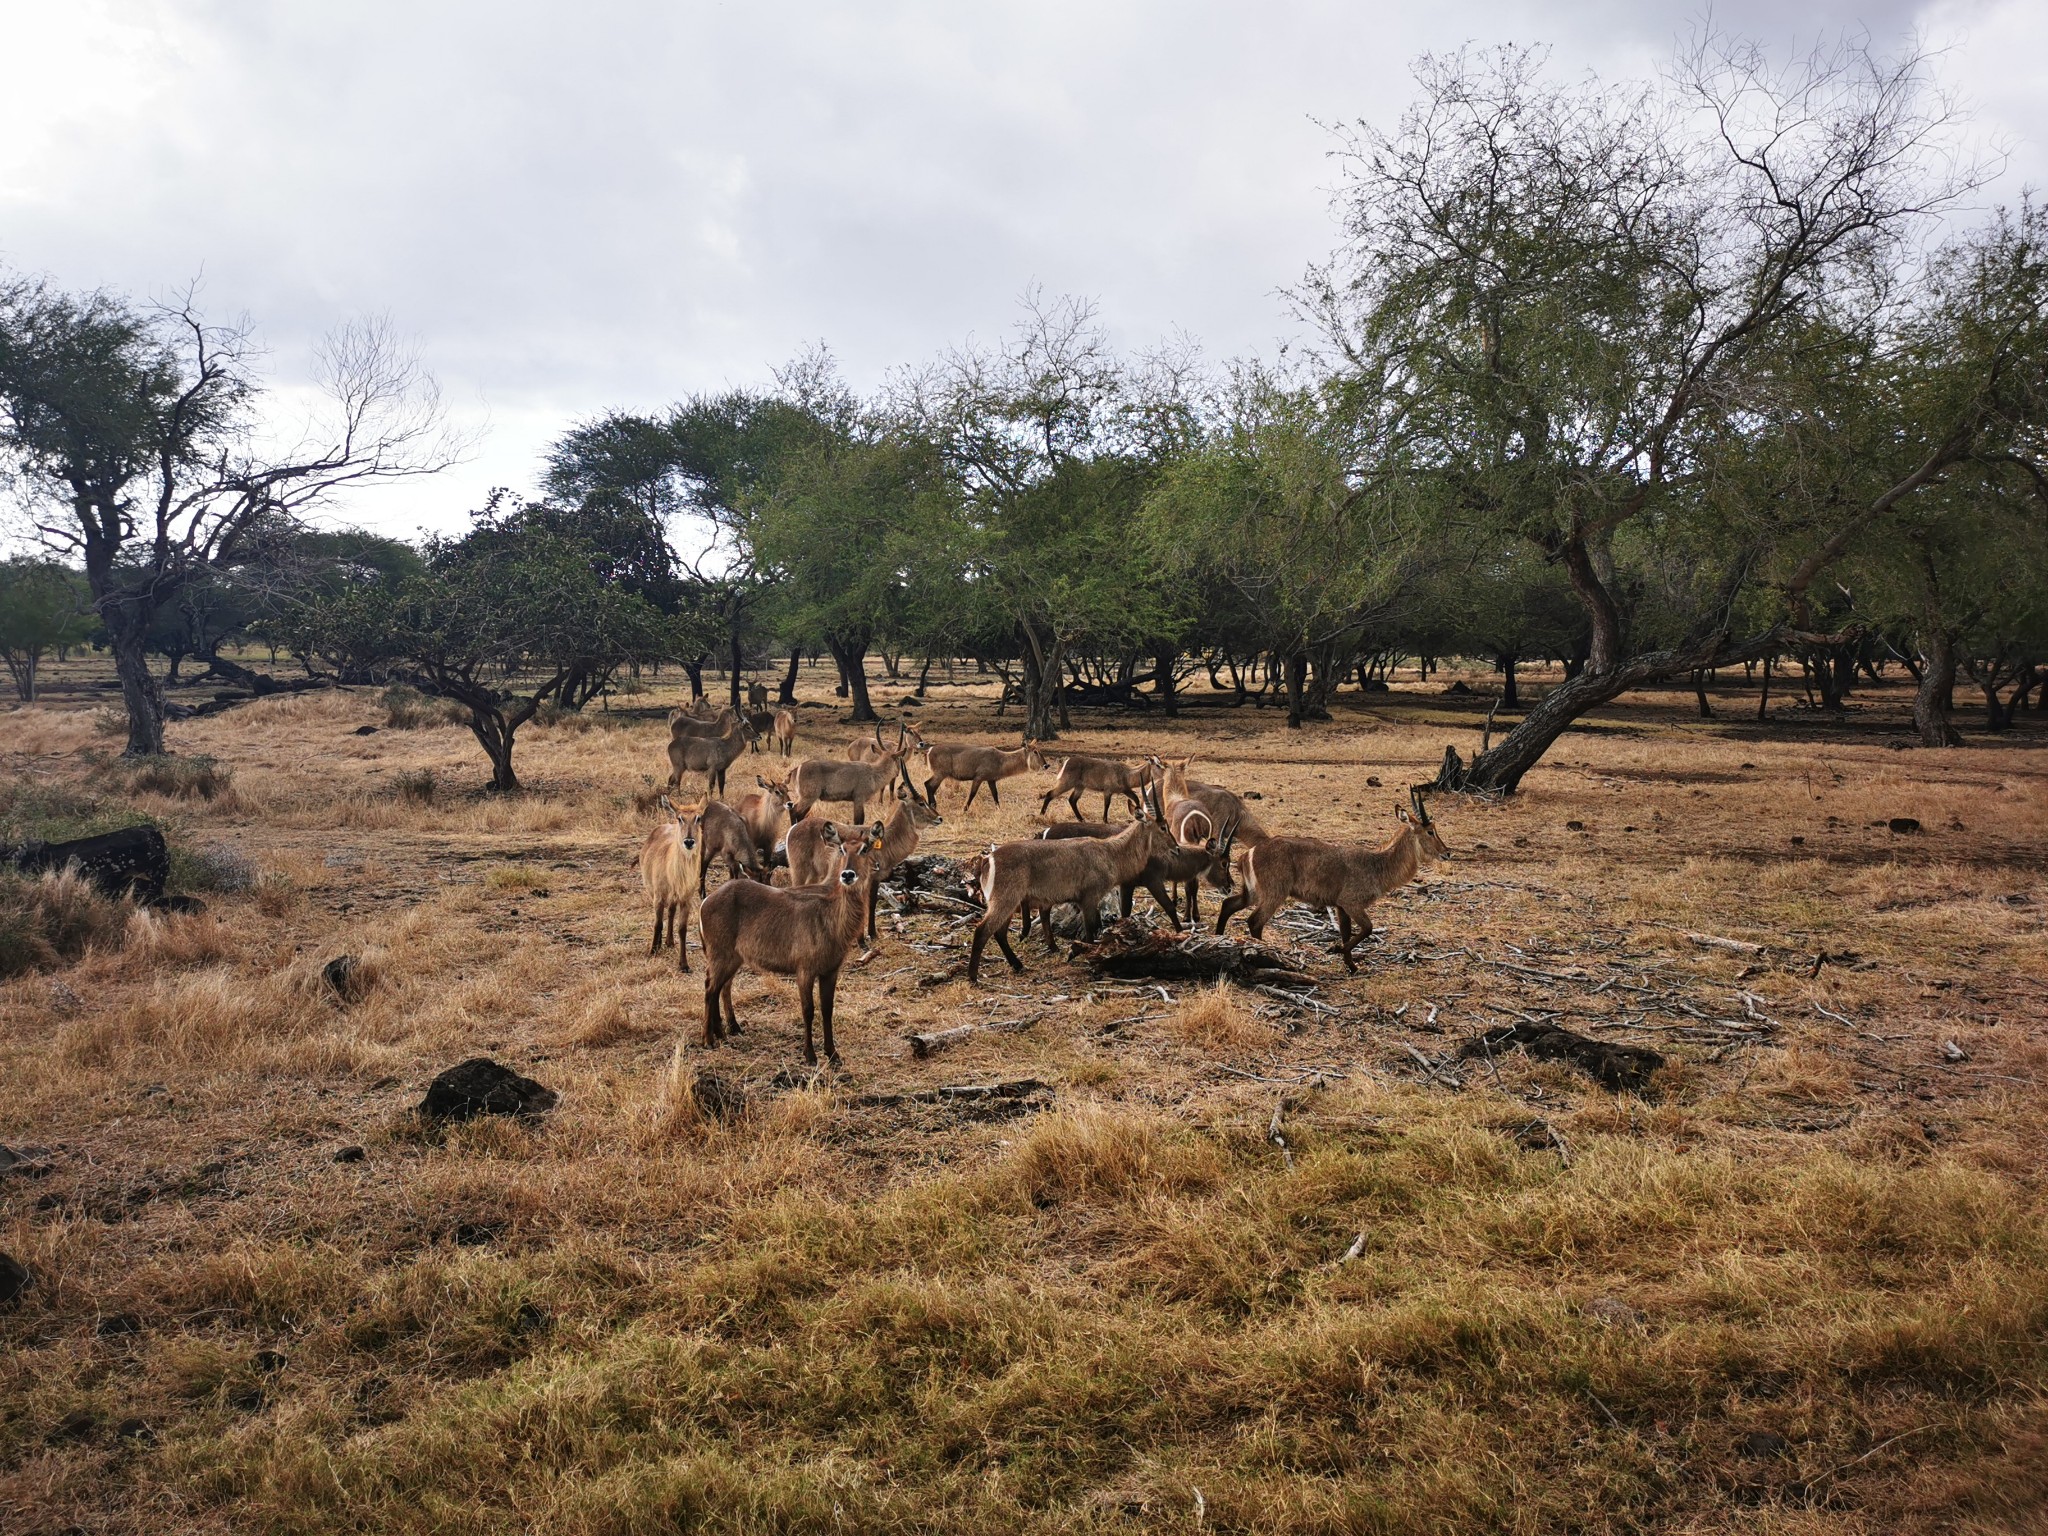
[1685,931,1766,955]
[1267,1101,1294,1170]
[1325,1230,1368,1269]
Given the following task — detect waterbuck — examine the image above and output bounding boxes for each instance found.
[695,798,765,894]
[790,746,917,824]
[921,738,1047,810]
[1213,789,1450,971]
[639,797,705,971]
[698,821,885,1065]
[733,774,799,869]
[784,781,943,940]
[1032,808,1239,932]
[969,792,1177,981]
[1039,753,1155,821]
[771,708,797,758]
[1157,758,1269,846]
[666,714,754,798]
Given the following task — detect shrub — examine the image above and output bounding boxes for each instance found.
[118,754,233,801]
[0,868,130,978]
[394,769,438,804]
[174,843,257,893]
[382,685,466,730]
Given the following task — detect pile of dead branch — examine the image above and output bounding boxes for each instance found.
[1073,920,1317,990]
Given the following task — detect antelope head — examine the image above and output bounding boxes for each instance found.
[1396,786,1451,861]
[658,794,701,854]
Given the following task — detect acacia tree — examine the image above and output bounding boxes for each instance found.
[299,504,671,790]
[0,278,458,755]
[0,558,92,702]
[1303,37,2044,792]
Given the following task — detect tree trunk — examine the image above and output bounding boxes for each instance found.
[827,636,877,723]
[3,648,39,703]
[1981,679,2012,732]
[915,655,933,698]
[1155,646,1176,717]
[777,650,801,706]
[729,629,744,713]
[1693,669,1713,718]
[469,708,521,791]
[1913,631,1963,747]
[107,617,166,756]
[1283,650,1307,729]
[1019,626,1060,741]
[684,660,705,701]
[1498,651,1519,711]
[1756,655,1773,722]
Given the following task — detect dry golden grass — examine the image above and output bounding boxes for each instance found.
[2,653,2045,1533]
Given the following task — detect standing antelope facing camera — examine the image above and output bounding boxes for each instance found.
[1214,788,1450,972]
[784,780,943,941]
[639,796,706,971]
[921,738,1047,810]
[698,821,885,1065]
[747,679,769,714]
[969,791,1177,981]
[772,708,797,757]
[1039,753,1155,822]
[733,774,798,869]
[695,799,765,894]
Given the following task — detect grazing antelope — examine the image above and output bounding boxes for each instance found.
[1039,753,1155,822]
[695,798,765,894]
[699,821,885,1065]
[784,780,943,940]
[1156,758,1269,846]
[639,797,705,971]
[969,792,1177,981]
[921,738,1047,810]
[772,707,797,758]
[733,774,798,869]
[1214,789,1450,971]
[790,745,916,825]
[1032,809,1239,932]
[666,714,754,798]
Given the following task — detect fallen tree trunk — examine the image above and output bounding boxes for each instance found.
[905,1017,1038,1059]
[1461,1021,1664,1094]
[3,826,173,905]
[1073,921,1319,989]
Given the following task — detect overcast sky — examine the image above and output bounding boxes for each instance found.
[3,0,2041,540]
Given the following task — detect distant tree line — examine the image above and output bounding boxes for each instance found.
[3,32,2043,791]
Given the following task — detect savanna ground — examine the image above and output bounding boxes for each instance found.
[2,652,2045,1535]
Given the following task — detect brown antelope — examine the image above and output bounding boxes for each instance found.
[639,797,705,971]
[695,799,765,893]
[789,745,916,825]
[772,707,797,757]
[672,697,720,726]
[666,714,754,798]
[845,720,900,763]
[746,679,769,714]
[783,780,943,940]
[921,738,1047,810]
[1214,788,1450,971]
[699,821,885,1065]
[1039,753,1155,822]
[1157,758,1269,846]
[969,792,1177,981]
[733,773,798,868]
[669,705,740,741]
[1032,809,1239,932]
[743,708,779,751]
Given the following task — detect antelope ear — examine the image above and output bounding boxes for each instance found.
[821,822,843,846]
[1395,803,1414,824]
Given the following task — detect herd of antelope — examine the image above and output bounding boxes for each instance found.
[639,686,1450,1065]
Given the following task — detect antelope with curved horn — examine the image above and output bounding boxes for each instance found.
[1213,787,1450,972]
[783,779,943,941]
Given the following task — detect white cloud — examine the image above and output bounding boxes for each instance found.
[2,0,2027,539]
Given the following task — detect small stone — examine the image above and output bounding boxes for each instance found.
[333,1145,367,1164]
[1888,817,1921,834]
[0,1253,29,1306]
[322,954,368,1004]
[1565,820,1586,832]
[1366,776,1382,787]
[1583,1295,1641,1327]
[353,724,379,735]
[418,1058,557,1122]
[114,1417,155,1444]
